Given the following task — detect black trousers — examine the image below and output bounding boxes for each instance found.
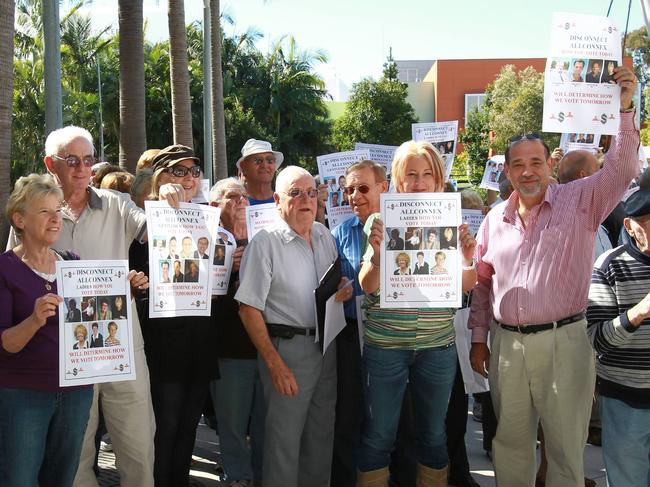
[150,380,209,487]
[331,319,364,487]
[446,360,470,478]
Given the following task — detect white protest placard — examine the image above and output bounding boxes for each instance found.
[354,143,397,175]
[380,193,462,308]
[479,155,505,192]
[145,201,220,318]
[462,209,485,237]
[542,12,622,135]
[411,121,459,181]
[57,259,136,387]
[559,133,601,153]
[245,202,281,241]
[191,179,211,203]
[212,227,235,295]
[317,150,370,229]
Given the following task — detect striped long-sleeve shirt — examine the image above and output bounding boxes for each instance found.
[587,238,650,408]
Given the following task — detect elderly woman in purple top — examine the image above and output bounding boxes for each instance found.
[0,174,93,487]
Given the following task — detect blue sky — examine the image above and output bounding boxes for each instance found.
[73,0,647,87]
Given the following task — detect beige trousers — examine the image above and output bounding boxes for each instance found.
[73,309,155,487]
[488,320,595,487]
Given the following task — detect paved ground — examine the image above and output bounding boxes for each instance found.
[96,397,606,486]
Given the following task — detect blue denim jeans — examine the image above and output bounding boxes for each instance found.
[601,396,650,487]
[210,358,265,485]
[0,386,93,487]
[359,343,457,471]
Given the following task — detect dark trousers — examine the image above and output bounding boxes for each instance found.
[446,360,470,477]
[476,391,497,452]
[151,381,209,487]
[331,319,364,487]
[389,385,417,487]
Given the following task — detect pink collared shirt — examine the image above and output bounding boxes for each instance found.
[469,112,640,343]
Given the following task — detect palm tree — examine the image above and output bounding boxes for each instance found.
[118,0,146,172]
[0,0,15,247]
[168,0,193,148]
[210,0,227,179]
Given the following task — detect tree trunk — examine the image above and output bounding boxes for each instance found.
[168,0,194,149]
[118,0,147,172]
[42,0,62,135]
[210,0,227,179]
[0,0,14,248]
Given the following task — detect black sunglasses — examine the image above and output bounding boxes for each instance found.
[507,133,541,145]
[166,165,201,178]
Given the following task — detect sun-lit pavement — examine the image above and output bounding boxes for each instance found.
[96,397,606,486]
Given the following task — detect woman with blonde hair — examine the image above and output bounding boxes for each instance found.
[358,140,477,486]
[0,174,93,486]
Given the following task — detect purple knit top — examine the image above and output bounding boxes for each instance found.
[0,250,88,392]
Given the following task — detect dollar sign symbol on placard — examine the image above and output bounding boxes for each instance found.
[565,22,570,30]
[558,112,565,122]
[601,114,608,124]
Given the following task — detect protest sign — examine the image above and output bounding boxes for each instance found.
[145,201,220,318]
[479,155,505,192]
[317,150,370,229]
[462,209,485,237]
[543,12,622,135]
[453,308,490,394]
[212,227,235,295]
[379,193,462,308]
[559,133,601,153]
[353,143,397,176]
[411,121,459,180]
[245,202,281,240]
[57,259,135,387]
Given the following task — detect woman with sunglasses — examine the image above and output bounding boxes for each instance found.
[133,145,220,487]
[357,140,477,486]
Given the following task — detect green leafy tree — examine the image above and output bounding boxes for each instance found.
[487,65,559,154]
[458,106,490,185]
[332,72,417,151]
[383,47,398,82]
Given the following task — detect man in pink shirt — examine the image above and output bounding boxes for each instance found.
[468,66,638,487]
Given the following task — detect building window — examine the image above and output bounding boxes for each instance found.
[464,93,487,121]
[399,68,420,83]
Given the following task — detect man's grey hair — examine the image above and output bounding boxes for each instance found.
[275,166,313,194]
[209,177,246,203]
[44,126,95,157]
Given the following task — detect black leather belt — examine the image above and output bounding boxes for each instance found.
[498,312,585,334]
[267,323,316,339]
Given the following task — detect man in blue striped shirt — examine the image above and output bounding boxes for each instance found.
[331,160,388,487]
[587,187,650,486]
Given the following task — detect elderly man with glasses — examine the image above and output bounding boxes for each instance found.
[236,166,352,487]
[468,67,640,487]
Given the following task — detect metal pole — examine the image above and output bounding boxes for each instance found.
[640,0,650,36]
[96,57,105,161]
[43,0,62,135]
[202,0,214,185]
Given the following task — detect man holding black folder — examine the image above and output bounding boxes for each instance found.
[331,160,388,486]
[236,166,352,487]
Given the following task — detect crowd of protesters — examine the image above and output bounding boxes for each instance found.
[0,65,648,487]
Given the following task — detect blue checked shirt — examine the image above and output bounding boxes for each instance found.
[332,216,367,319]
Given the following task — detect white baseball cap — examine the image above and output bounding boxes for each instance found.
[235,139,284,171]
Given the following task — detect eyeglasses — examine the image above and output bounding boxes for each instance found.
[252,155,277,165]
[343,183,379,196]
[166,165,201,178]
[284,188,319,199]
[224,192,248,202]
[508,133,541,145]
[52,154,96,168]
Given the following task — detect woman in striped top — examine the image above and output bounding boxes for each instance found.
[356,140,477,486]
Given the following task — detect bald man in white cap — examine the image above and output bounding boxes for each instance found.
[237,139,284,205]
